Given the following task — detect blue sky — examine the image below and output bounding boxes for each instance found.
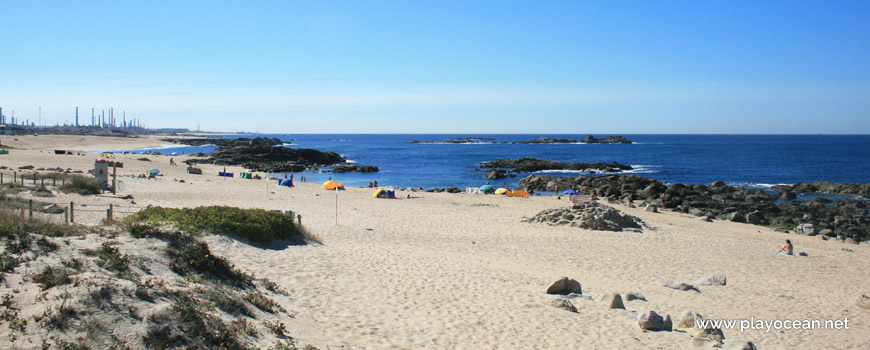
[1,1,868,133]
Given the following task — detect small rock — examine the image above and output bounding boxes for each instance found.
[623,292,646,301]
[598,293,625,309]
[855,294,870,310]
[674,309,702,328]
[819,229,834,237]
[546,277,583,295]
[795,223,817,236]
[721,339,757,350]
[845,237,857,244]
[663,281,699,292]
[548,298,578,313]
[637,310,672,331]
[644,204,658,213]
[689,325,725,348]
[696,273,726,286]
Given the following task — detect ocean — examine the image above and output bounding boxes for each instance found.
[107,134,870,190]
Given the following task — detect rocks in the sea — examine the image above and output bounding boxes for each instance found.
[193,137,345,172]
[524,202,643,232]
[425,186,462,193]
[332,164,379,173]
[623,292,646,301]
[546,277,583,295]
[549,298,578,313]
[513,135,632,144]
[637,310,672,331]
[479,158,632,173]
[795,223,817,236]
[663,281,699,292]
[598,293,625,309]
[855,294,870,310]
[696,273,726,286]
[485,169,515,180]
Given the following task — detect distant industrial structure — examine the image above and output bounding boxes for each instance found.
[0,105,188,135]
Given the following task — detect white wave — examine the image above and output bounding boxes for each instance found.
[533,165,658,175]
[733,182,793,189]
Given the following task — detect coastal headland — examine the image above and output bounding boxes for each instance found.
[0,134,868,349]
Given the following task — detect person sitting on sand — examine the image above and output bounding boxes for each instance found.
[775,239,793,255]
[170,157,177,166]
[373,180,378,187]
[367,181,373,188]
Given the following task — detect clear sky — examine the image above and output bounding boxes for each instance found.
[1,1,868,133]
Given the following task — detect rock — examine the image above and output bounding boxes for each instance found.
[689,325,725,348]
[32,187,55,197]
[855,294,870,310]
[637,310,672,331]
[819,229,834,237]
[598,293,625,309]
[512,136,632,144]
[623,292,646,301]
[845,237,857,244]
[524,202,643,232]
[795,223,817,236]
[688,208,705,217]
[696,273,726,286]
[745,212,761,225]
[548,298,578,313]
[644,204,658,213]
[479,158,632,173]
[674,309,702,328]
[195,137,345,172]
[663,281,699,292]
[40,204,65,214]
[546,277,583,295]
[486,169,510,180]
[722,339,757,350]
[727,212,746,223]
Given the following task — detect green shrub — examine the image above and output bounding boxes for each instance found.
[32,266,74,290]
[84,242,129,273]
[59,175,103,195]
[125,206,306,245]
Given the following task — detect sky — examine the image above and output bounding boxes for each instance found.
[1,1,868,134]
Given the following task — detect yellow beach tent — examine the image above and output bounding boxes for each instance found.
[372,188,385,198]
[494,188,509,195]
[322,180,343,190]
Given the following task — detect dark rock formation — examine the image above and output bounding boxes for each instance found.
[524,202,644,232]
[773,182,870,197]
[480,158,632,173]
[332,164,379,173]
[485,169,515,180]
[190,137,344,172]
[163,137,288,147]
[518,174,870,242]
[514,135,632,144]
[410,137,494,144]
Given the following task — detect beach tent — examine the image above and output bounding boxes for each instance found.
[372,187,396,198]
[562,190,579,195]
[323,180,343,190]
[494,188,509,195]
[149,169,160,175]
[508,189,529,198]
[479,184,493,191]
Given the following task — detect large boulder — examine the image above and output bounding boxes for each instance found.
[598,293,625,309]
[674,309,702,329]
[546,277,583,295]
[637,310,672,331]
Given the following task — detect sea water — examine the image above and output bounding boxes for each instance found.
[107,134,870,190]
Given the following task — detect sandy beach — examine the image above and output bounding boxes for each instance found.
[2,134,869,349]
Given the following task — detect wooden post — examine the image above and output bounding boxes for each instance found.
[64,207,69,225]
[1,172,3,184]
[53,176,56,186]
[13,171,16,183]
[33,173,36,185]
[297,214,302,226]
[109,203,113,221]
[335,187,339,225]
[112,163,117,194]
[70,202,75,223]
[62,177,65,186]
[41,176,44,187]
[29,199,33,218]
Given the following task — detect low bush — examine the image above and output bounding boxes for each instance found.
[59,175,103,195]
[125,206,306,245]
[32,266,74,290]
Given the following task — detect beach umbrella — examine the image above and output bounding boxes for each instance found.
[494,188,509,195]
[562,190,579,195]
[479,184,493,191]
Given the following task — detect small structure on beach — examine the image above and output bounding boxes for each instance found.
[94,159,109,187]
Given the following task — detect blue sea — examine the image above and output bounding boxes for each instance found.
[108,134,870,190]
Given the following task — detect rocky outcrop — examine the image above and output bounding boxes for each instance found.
[518,174,870,242]
[191,137,344,172]
[513,135,632,144]
[410,137,494,144]
[546,277,583,295]
[480,158,632,173]
[332,165,379,173]
[163,137,287,147]
[773,182,870,197]
[485,169,514,180]
[523,202,644,232]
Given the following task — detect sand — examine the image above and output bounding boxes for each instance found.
[2,134,869,349]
